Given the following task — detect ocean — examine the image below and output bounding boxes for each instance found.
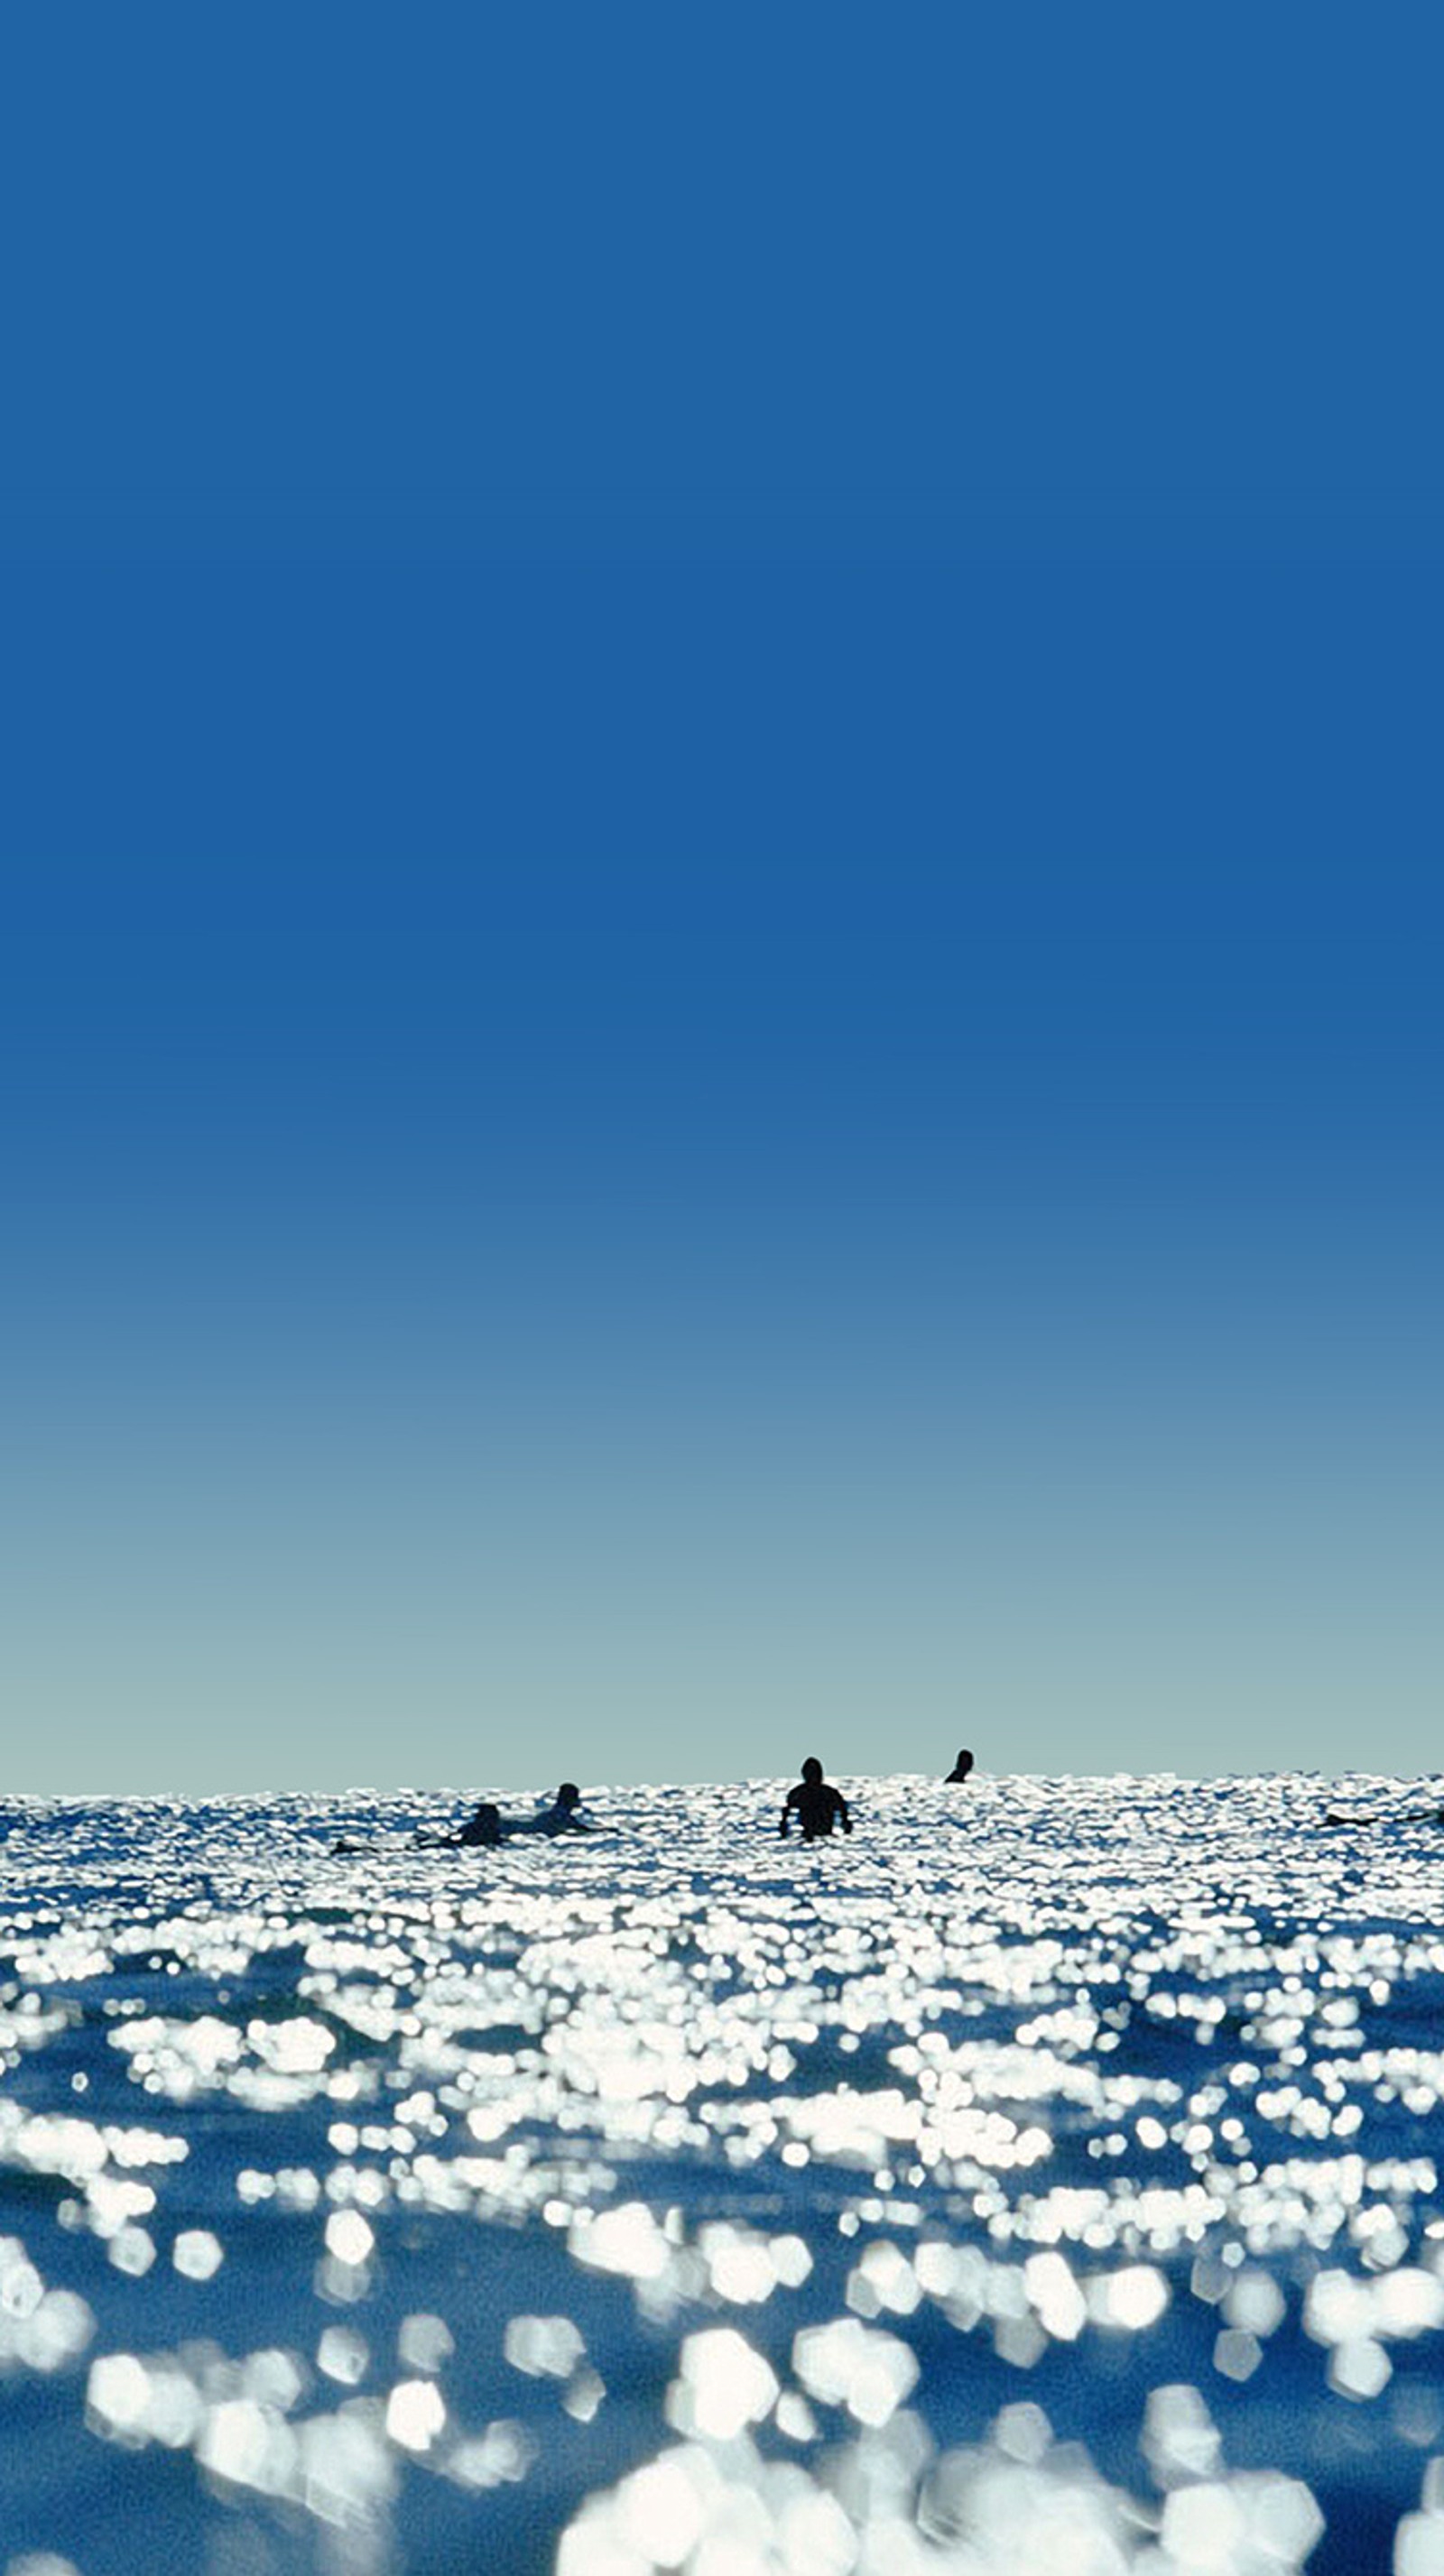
[2,1774,1443,2575]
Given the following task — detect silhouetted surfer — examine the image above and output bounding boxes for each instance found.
[448,1800,503,1848]
[436,1785,594,1841]
[537,1781,594,1833]
[335,1798,505,1856]
[945,1747,975,1784]
[780,1757,852,1841]
[413,1798,504,1850]
[1324,1801,1444,1829]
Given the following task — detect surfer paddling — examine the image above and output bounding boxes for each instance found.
[429,1800,504,1849]
[535,1781,595,1833]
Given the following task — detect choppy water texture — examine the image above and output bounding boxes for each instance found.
[5,1777,1444,2575]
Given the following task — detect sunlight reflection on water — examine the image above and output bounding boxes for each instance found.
[3,1773,1444,2571]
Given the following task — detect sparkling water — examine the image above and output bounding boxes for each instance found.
[3,1774,1444,2574]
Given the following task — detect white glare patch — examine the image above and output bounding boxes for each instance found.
[398,2313,454,2374]
[700,2223,778,2306]
[504,2313,586,2378]
[993,2401,1052,2465]
[318,2326,369,2385]
[298,2407,398,2522]
[1395,2515,1444,2575]
[1222,2270,1284,2337]
[106,2226,156,2277]
[173,2229,224,2280]
[1329,2335,1392,2401]
[1245,2474,1325,2562]
[770,2235,813,2290]
[615,2453,707,2565]
[324,2210,375,2267]
[1213,2327,1264,2382]
[84,2351,204,2451]
[447,2420,536,2488]
[198,2396,297,2497]
[775,2391,819,2443]
[247,2017,335,2073]
[1304,2269,1372,2346]
[1162,2471,1324,2571]
[667,2328,779,2441]
[1376,2272,1444,2339]
[243,2350,304,2414]
[384,2377,446,2451]
[563,2363,607,2424]
[570,2202,671,2282]
[1023,2250,1087,2341]
[847,2239,921,2320]
[1162,2481,1246,2563]
[1143,2384,1222,2485]
[87,2350,153,2440]
[0,2280,95,2377]
[792,2318,919,2426]
[776,2485,857,2574]
[1088,2265,1169,2331]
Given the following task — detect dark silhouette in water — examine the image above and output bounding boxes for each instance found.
[945,1748,975,1784]
[1325,1804,1444,1829]
[412,1798,504,1851]
[334,1797,505,1856]
[448,1800,504,1848]
[538,1782,593,1833]
[780,1757,852,1840]
[414,1785,597,1845]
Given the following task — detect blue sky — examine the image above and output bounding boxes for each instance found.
[2,8,1439,1787]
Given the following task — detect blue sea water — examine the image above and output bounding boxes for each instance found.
[3,1775,1444,2575]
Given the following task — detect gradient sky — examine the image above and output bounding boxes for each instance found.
[2,8,1439,1788]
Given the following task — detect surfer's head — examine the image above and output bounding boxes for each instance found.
[470,1802,502,1843]
[556,1781,580,1809]
[954,1749,974,1776]
[801,1757,823,1786]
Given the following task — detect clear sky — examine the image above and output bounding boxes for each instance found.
[2,8,1439,1789]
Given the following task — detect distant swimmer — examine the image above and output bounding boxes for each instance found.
[435,1782,599,1840]
[447,1800,504,1848]
[780,1757,852,1841]
[535,1781,595,1834]
[410,1799,506,1852]
[945,1748,975,1784]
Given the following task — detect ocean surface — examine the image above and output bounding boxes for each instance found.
[4,1775,1444,2576]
